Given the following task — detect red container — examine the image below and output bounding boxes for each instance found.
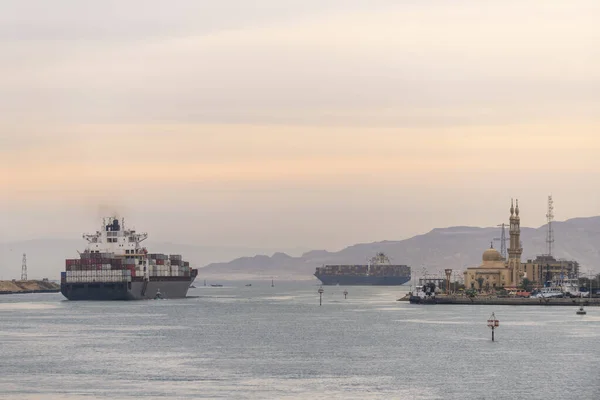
[157,259,164,265]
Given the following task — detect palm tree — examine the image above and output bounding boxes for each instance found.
[520,278,533,292]
[477,277,484,292]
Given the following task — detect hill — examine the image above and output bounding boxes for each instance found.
[0,280,60,294]
[200,216,600,280]
[0,239,308,281]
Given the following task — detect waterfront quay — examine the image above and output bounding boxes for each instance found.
[400,294,600,306]
[0,280,60,295]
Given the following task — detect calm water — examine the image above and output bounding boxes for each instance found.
[1,281,599,399]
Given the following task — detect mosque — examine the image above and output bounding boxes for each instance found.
[463,199,523,291]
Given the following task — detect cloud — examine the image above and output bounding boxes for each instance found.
[1,0,600,247]
[1,0,598,126]
[2,123,599,204]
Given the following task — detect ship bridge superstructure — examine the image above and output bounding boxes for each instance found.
[314,252,410,285]
[369,252,391,266]
[83,217,148,256]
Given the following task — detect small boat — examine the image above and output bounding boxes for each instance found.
[576,305,586,315]
[154,289,164,300]
[245,284,252,287]
[210,284,223,287]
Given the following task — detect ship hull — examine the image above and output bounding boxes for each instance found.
[61,278,195,300]
[314,274,411,286]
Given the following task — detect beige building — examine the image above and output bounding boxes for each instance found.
[464,246,513,291]
[464,199,523,291]
[522,255,579,286]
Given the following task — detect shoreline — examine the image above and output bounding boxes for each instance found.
[399,294,600,306]
[0,280,61,296]
[0,289,61,295]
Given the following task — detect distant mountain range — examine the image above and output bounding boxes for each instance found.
[2,216,599,282]
[0,239,308,281]
[200,216,600,280]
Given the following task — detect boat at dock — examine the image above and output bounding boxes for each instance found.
[407,294,600,306]
[532,278,584,298]
[60,217,198,300]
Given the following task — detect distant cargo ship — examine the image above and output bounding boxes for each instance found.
[60,217,198,300]
[314,253,411,286]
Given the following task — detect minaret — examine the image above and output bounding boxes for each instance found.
[507,199,523,285]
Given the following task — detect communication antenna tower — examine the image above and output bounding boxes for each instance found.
[21,253,28,281]
[493,223,508,259]
[546,195,554,257]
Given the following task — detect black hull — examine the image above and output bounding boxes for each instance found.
[61,277,196,301]
[314,274,411,286]
[61,282,131,300]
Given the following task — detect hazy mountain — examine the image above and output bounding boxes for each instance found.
[0,239,309,281]
[201,216,600,280]
[3,216,599,282]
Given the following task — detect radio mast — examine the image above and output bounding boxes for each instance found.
[21,253,28,281]
[546,195,554,257]
[493,223,508,260]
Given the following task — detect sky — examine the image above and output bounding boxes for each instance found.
[1,0,599,251]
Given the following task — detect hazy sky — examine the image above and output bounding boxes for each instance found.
[1,0,599,250]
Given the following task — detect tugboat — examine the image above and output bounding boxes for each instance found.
[409,282,438,304]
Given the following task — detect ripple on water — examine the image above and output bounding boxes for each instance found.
[2,284,600,399]
[0,303,59,311]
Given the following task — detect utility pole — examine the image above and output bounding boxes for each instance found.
[453,271,460,293]
[546,195,554,257]
[21,253,28,281]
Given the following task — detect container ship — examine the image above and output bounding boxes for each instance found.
[60,217,198,300]
[314,252,411,285]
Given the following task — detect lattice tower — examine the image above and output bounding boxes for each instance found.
[21,253,27,281]
[546,195,554,257]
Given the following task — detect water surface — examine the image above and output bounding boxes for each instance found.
[1,281,599,399]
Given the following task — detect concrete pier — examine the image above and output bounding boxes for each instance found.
[0,280,60,295]
[399,294,600,306]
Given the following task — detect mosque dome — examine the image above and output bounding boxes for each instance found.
[482,247,502,262]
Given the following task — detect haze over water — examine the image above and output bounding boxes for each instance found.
[1,282,599,399]
[2,0,600,268]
